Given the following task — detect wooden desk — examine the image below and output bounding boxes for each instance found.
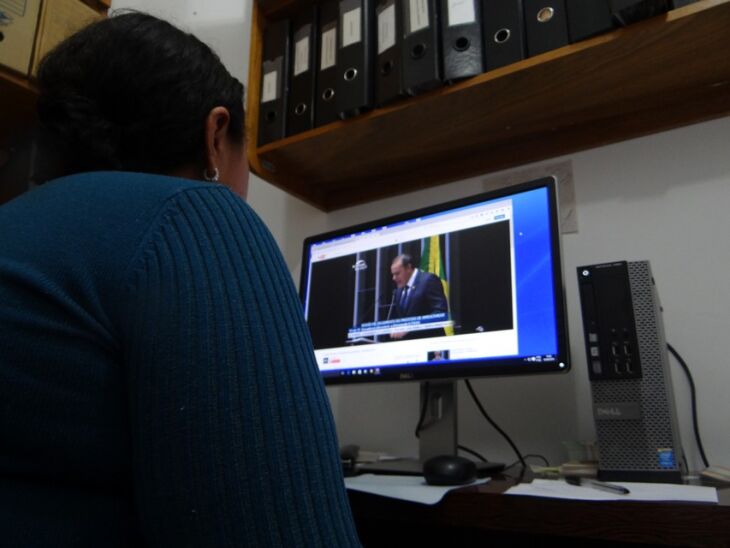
[347,469,730,547]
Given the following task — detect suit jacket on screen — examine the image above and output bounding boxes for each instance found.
[393,270,448,318]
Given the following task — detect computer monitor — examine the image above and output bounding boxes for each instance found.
[299,176,569,471]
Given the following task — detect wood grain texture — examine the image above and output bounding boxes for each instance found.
[249,0,730,211]
[245,3,265,175]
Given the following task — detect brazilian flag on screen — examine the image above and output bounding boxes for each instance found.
[420,235,454,336]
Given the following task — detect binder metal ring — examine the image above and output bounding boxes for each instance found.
[453,37,470,52]
[344,68,358,81]
[410,43,426,59]
[322,88,335,101]
[494,28,511,44]
[294,103,307,115]
[537,7,555,23]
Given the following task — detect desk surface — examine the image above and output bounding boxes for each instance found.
[347,468,730,547]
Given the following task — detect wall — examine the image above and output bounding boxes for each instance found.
[112,0,730,472]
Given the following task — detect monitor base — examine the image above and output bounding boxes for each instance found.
[359,458,505,477]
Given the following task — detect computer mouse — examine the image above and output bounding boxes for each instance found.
[423,455,477,486]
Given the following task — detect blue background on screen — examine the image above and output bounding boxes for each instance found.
[510,187,558,357]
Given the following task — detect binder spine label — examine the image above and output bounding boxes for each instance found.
[342,7,362,47]
[261,63,280,103]
[294,30,311,76]
[448,0,476,26]
[378,3,396,54]
[321,26,337,70]
[408,0,430,33]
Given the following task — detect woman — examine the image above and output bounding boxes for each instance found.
[0,12,360,547]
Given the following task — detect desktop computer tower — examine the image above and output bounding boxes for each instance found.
[577,261,684,483]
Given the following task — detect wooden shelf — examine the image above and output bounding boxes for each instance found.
[0,67,38,148]
[246,0,730,211]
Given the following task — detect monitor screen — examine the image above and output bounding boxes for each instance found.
[299,177,569,385]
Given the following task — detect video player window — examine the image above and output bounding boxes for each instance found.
[299,178,568,383]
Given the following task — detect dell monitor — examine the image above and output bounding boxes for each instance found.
[299,176,569,472]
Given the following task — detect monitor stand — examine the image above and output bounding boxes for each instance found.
[358,380,504,477]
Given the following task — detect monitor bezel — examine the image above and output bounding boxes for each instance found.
[299,176,570,385]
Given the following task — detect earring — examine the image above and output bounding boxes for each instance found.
[203,167,220,182]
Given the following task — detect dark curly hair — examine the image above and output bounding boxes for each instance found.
[36,11,245,178]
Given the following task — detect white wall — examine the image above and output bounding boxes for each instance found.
[113,0,730,472]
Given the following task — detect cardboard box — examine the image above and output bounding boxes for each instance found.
[0,0,43,75]
[31,0,102,76]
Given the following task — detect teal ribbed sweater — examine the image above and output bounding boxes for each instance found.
[0,172,360,547]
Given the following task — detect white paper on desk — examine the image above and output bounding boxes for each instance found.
[505,479,718,503]
[345,474,490,505]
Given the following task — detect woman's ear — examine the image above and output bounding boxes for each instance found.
[204,106,232,175]
[202,105,249,198]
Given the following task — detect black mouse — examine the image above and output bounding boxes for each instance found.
[423,455,477,486]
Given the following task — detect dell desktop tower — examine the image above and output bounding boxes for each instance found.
[577,260,684,483]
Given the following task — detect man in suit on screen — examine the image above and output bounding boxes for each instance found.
[388,254,448,340]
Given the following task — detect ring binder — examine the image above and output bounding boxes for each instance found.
[566,0,614,42]
[258,18,290,145]
[337,0,376,118]
[315,0,341,127]
[402,0,443,95]
[440,0,484,82]
[376,0,406,105]
[610,0,670,26]
[524,0,569,57]
[481,0,527,71]
[287,6,318,136]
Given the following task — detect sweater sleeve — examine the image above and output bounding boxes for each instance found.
[122,187,360,547]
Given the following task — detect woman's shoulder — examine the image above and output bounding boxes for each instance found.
[4,171,246,256]
[47,171,211,200]
[33,171,243,222]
